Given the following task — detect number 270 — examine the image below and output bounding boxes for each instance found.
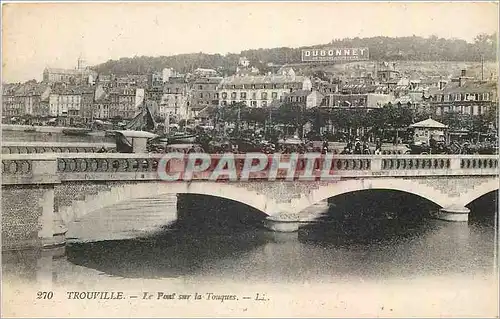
[37,291,53,299]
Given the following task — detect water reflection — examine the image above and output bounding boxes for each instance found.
[1,191,497,286]
[66,226,270,279]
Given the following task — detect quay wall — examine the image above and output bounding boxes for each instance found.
[1,185,48,249]
[2,124,70,133]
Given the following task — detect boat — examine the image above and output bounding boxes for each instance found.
[105,130,117,138]
[112,130,158,153]
[62,128,92,136]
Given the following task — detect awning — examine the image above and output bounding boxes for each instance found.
[409,118,448,129]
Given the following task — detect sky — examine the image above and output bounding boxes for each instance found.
[2,1,499,83]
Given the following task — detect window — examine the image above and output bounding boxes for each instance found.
[240,92,247,99]
[271,92,278,99]
[199,85,203,90]
[252,92,257,100]
[261,92,268,100]
[231,92,237,99]
[261,101,267,107]
[484,93,490,101]
[273,84,277,89]
[251,101,257,107]
[200,93,203,98]
[221,92,227,99]
[252,85,256,89]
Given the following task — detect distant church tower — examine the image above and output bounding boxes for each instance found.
[77,55,87,70]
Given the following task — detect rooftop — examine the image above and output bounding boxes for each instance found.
[44,67,97,76]
[286,89,315,97]
[220,74,308,86]
[410,118,448,129]
[193,77,223,84]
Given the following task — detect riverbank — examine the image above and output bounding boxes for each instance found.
[2,124,71,133]
[2,127,112,143]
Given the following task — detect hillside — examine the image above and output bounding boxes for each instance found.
[92,34,497,76]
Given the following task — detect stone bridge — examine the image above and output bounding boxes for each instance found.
[1,153,498,250]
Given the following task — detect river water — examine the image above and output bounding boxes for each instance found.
[1,131,499,317]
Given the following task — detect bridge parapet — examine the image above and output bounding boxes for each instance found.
[2,154,498,185]
[2,142,115,154]
[2,154,60,185]
[1,153,499,249]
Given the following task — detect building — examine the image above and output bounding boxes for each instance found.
[108,87,142,120]
[190,77,222,118]
[321,92,394,109]
[235,66,260,76]
[283,90,324,109]
[159,77,191,120]
[2,81,51,119]
[95,75,113,88]
[426,78,497,116]
[236,56,259,76]
[146,86,163,107]
[79,86,97,124]
[239,57,250,67]
[115,75,148,88]
[149,72,164,88]
[43,58,97,85]
[376,62,401,84]
[218,72,312,108]
[162,68,177,83]
[94,92,111,120]
[2,83,25,118]
[193,68,218,78]
[47,85,84,125]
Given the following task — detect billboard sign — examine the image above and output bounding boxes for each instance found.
[301,47,369,62]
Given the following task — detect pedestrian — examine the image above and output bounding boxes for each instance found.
[375,138,382,155]
[354,138,362,154]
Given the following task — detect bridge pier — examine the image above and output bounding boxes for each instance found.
[432,205,471,222]
[263,213,301,232]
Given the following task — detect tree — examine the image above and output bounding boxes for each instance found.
[243,108,267,128]
[307,107,330,134]
[441,111,469,130]
[275,103,308,136]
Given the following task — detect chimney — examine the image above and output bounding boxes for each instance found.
[459,77,464,87]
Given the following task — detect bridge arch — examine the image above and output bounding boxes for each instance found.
[56,182,274,227]
[461,178,499,206]
[290,178,450,214]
